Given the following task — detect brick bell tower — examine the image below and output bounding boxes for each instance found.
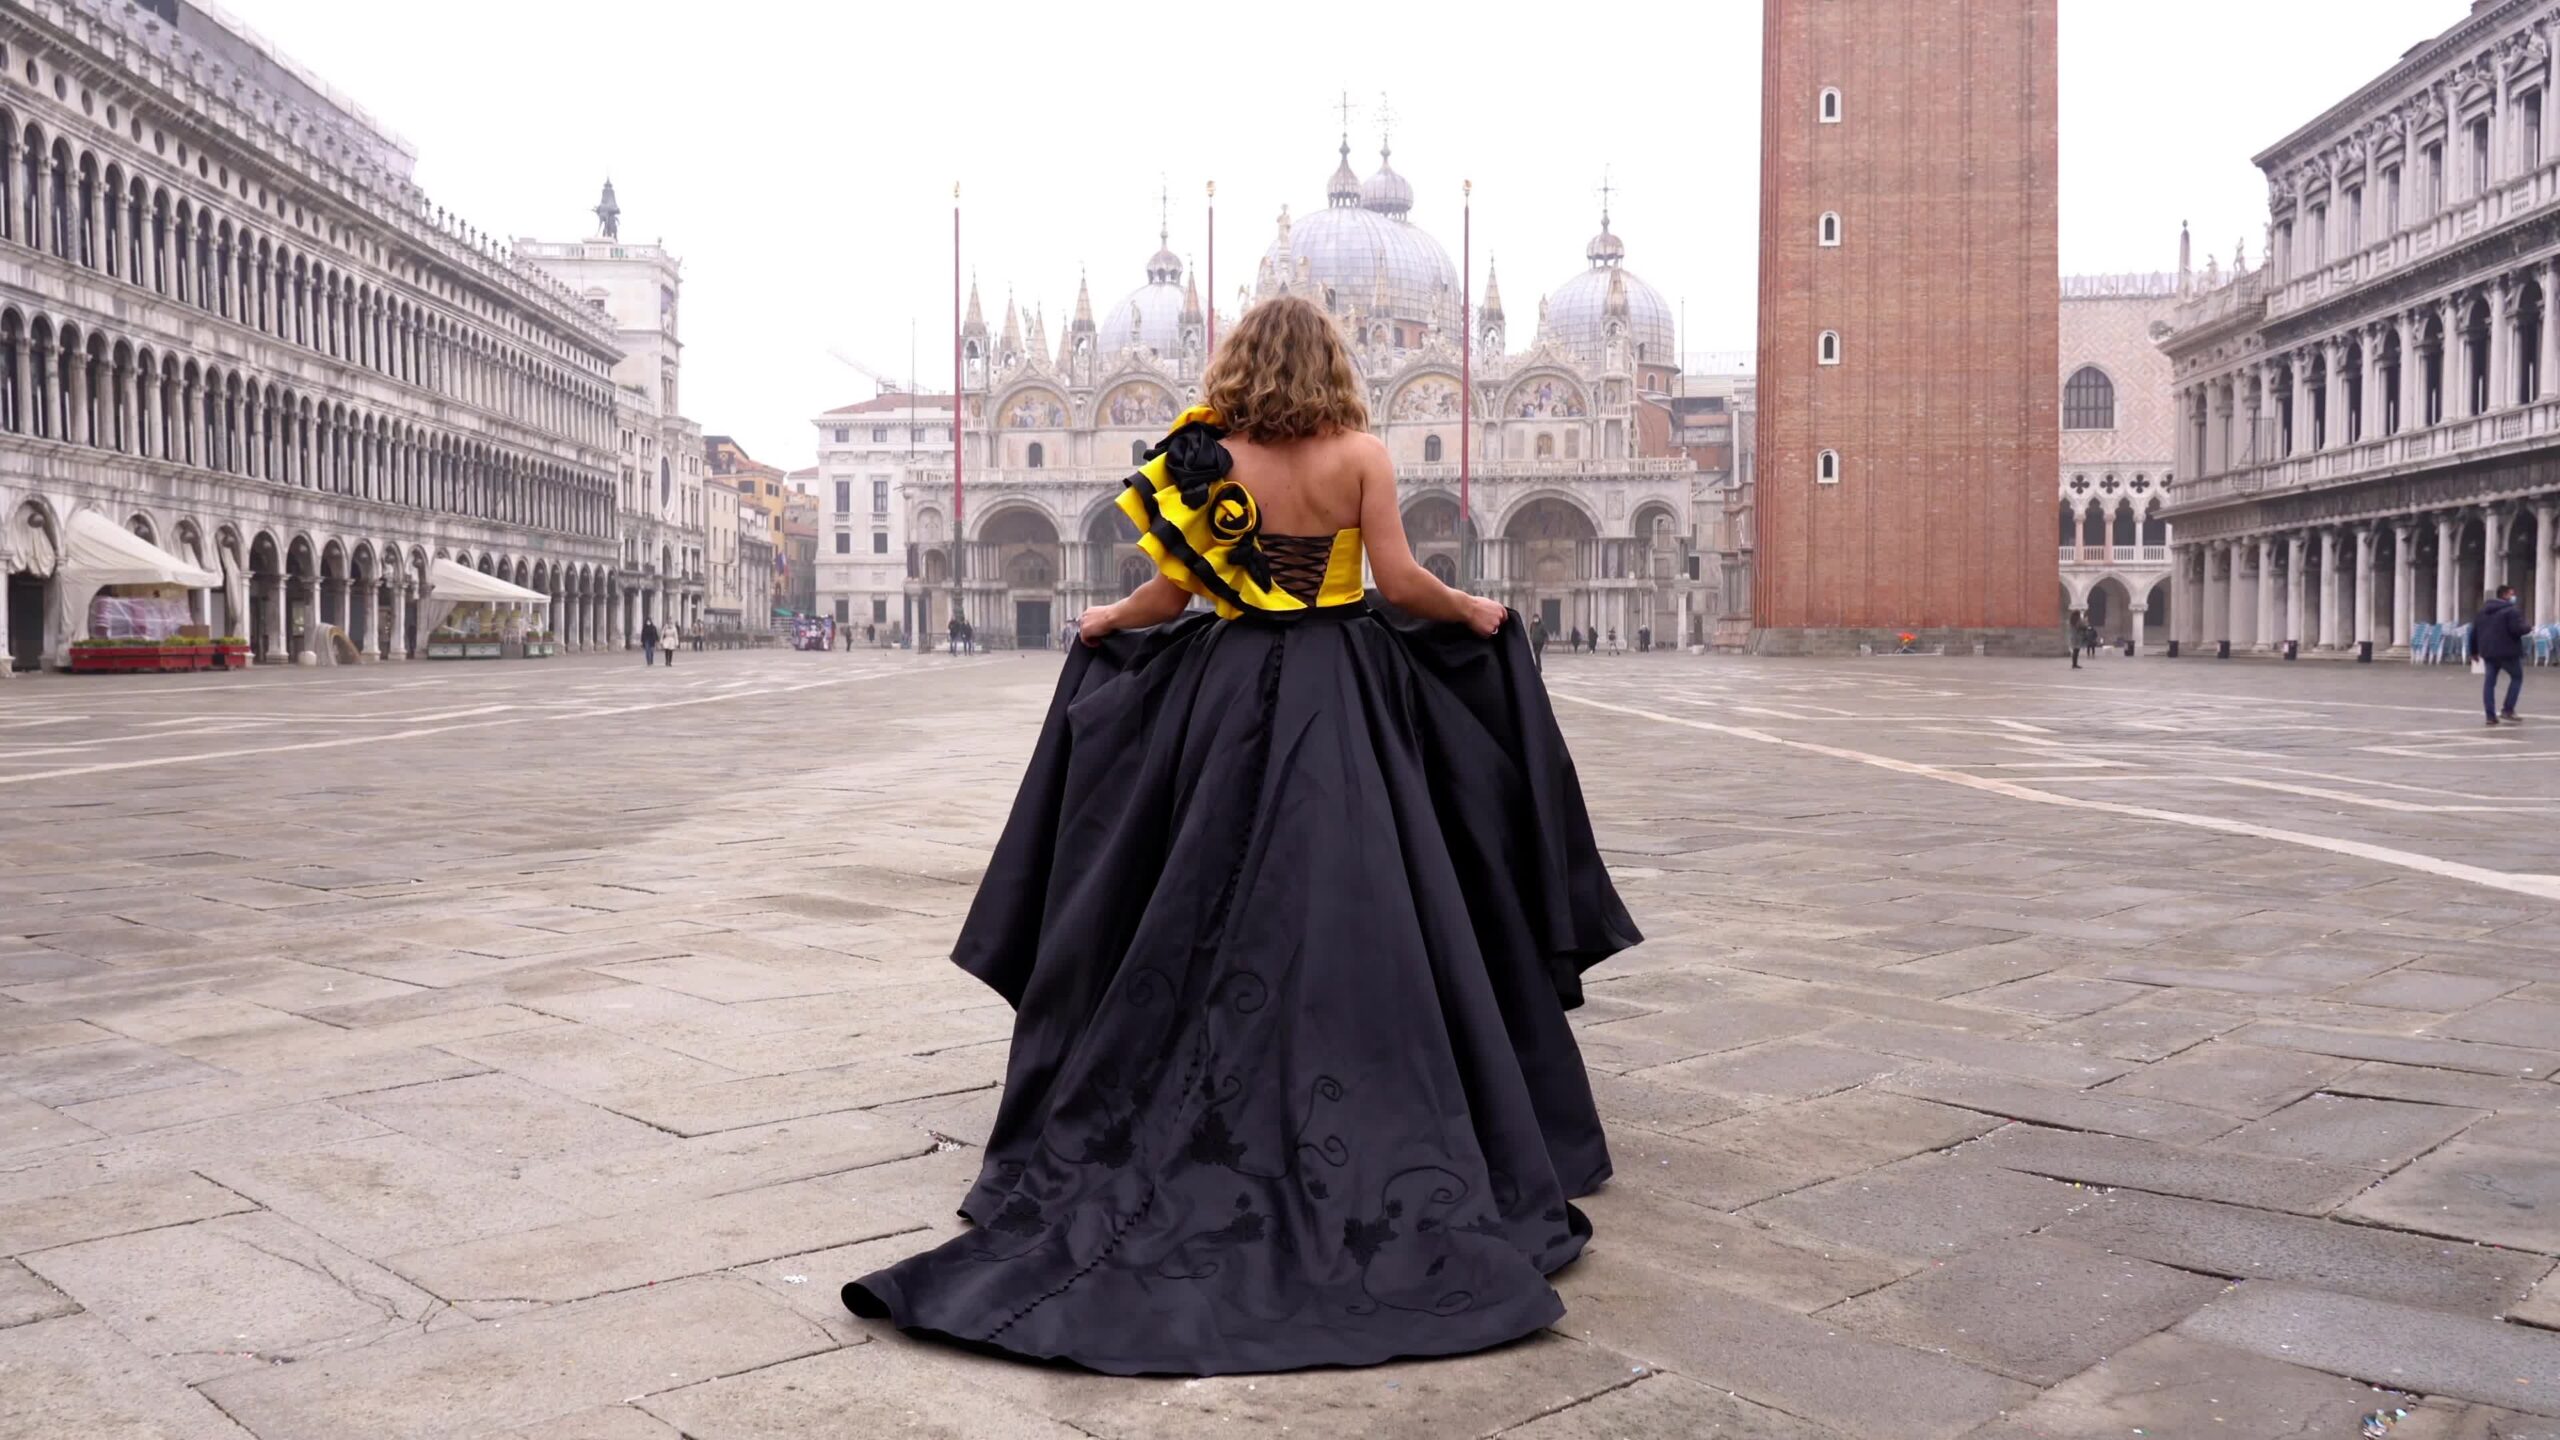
[1753,0,2063,656]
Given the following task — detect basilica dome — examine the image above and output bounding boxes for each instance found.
[1263,140,1457,330]
[1100,233,1192,358]
[1546,214,1674,368]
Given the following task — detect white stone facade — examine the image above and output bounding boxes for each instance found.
[2162,0,2560,656]
[2060,272,2180,648]
[893,135,1700,650]
[521,196,710,641]
[0,0,628,669]
[813,392,950,639]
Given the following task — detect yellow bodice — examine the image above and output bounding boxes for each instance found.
[1115,407,1367,620]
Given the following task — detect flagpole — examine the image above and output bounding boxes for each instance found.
[1460,178,1473,590]
[1205,180,1217,357]
[951,183,965,643]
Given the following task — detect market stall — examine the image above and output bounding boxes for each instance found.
[53,512,238,672]
[417,558,554,659]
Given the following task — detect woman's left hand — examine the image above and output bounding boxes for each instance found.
[1077,606,1119,647]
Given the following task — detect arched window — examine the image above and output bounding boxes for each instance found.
[2063,366,2116,430]
[1817,449,1840,484]
[1819,88,1843,124]
[1818,330,1841,366]
[1424,433,1443,462]
[1026,441,1045,469]
[1819,212,1841,246]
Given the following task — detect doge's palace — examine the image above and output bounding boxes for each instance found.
[0,0,625,669]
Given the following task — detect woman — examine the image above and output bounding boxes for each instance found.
[843,295,1639,1376]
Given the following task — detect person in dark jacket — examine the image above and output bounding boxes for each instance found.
[640,619,660,666]
[2474,584,2530,725]
[1529,615,1549,668]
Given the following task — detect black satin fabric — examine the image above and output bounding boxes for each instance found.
[843,601,1641,1375]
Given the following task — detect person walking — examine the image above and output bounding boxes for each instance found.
[1567,625,1582,655]
[1530,614,1549,668]
[1637,625,1651,654]
[639,619,659,666]
[662,618,679,666]
[2069,611,2088,669]
[839,294,1636,1378]
[2475,584,2530,726]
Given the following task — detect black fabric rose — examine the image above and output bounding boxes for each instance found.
[1148,420,1232,507]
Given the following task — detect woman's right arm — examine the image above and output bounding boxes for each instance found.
[1357,435,1506,637]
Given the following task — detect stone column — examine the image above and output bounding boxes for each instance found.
[390,583,408,659]
[2397,311,2422,432]
[2323,337,2348,449]
[2205,382,2230,475]
[2543,262,2560,403]
[2490,276,2517,411]
[2487,507,2509,592]
[263,579,287,662]
[2290,354,2313,455]
[2355,525,2377,650]
[2537,503,2558,625]
[2392,521,2417,649]
[2436,514,2461,623]
[2255,537,2279,650]
[2211,545,2233,647]
[2287,531,2309,645]
[2444,295,2470,419]
[2362,325,2387,442]
[2319,528,2344,648]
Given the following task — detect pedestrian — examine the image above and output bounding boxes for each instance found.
[1568,625,1583,654]
[1529,615,1548,668]
[663,618,679,666]
[1637,625,1651,654]
[1605,627,1620,655]
[2069,610,2088,669]
[867,623,877,647]
[640,618,659,666]
[2475,583,2530,726]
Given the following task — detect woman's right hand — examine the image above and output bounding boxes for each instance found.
[1463,596,1506,638]
[1077,605,1120,647]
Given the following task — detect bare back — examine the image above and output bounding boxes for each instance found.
[1220,429,1375,537]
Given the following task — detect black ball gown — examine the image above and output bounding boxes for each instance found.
[844,409,1640,1375]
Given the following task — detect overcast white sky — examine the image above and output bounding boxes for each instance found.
[210,0,2470,465]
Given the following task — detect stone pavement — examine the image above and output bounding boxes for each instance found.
[2,646,2559,1438]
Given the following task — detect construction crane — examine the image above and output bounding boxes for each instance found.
[827,349,907,398]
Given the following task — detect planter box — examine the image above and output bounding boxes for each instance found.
[523,641,556,658]
[69,644,217,673]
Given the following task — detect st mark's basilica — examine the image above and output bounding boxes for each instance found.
[881,133,1704,650]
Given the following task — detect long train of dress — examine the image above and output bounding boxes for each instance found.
[844,601,1639,1375]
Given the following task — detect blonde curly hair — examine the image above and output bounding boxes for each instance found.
[1199,296,1369,444]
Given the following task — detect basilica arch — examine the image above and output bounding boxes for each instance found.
[975,505,1063,647]
[1499,495,1599,638]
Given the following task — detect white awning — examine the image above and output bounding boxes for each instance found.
[426,558,548,604]
[63,510,219,590]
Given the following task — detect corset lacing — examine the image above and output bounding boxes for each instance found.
[1261,534,1336,604]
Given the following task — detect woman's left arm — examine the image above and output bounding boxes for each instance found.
[1080,576,1189,645]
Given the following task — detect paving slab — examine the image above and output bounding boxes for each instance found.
[1688,1088,1999,1179]
[1818,1234,2222,1385]
[483,1407,685,1440]
[1638,1040,1904,1106]
[637,1341,1087,1439]
[0,1259,75,1329]
[1746,1155,2095,1261]
[204,1131,590,1257]
[2178,1281,2560,1415]
[2336,970,2531,1013]
[2046,1185,2548,1314]
[2028,1002,2251,1063]
[2437,999,2560,1051]
[56,1047,489,1135]
[2097,1040,2357,1116]
[1492,1373,1848,1439]
[21,1210,458,1381]
[384,1168,919,1305]
[598,1053,990,1136]
[1553,1249,2033,1440]
[340,1071,672,1164]
[2215,1091,2484,1169]
[1963,1331,2446,1440]
[199,1274,836,1440]
[1971,1123,2377,1214]
[1882,1064,2243,1143]
[519,1106,937,1215]
[2346,1142,2560,1252]
[1598,1128,1828,1211]
[1817,1017,2130,1087]
[1577,1184,1913,1313]
[2236,1023,2560,1079]
[0,1312,251,1439]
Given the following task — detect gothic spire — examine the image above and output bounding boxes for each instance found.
[593,178,620,240]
